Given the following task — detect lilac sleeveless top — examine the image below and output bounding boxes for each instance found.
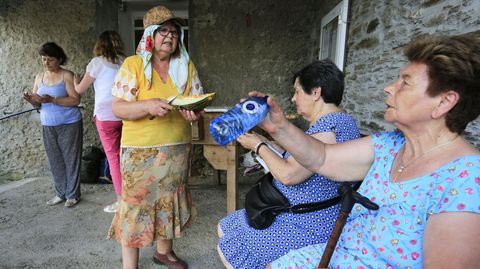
[36,76,81,126]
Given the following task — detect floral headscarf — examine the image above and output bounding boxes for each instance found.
[136,24,189,94]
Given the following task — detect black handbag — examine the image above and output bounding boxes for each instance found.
[245,172,343,230]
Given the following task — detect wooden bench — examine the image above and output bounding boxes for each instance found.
[191,108,241,214]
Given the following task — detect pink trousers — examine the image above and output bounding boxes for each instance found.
[95,119,122,196]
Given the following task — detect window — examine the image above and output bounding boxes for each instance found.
[133,18,143,50]
[182,22,189,51]
[319,0,349,71]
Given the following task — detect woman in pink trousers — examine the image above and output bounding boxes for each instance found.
[74,30,126,213]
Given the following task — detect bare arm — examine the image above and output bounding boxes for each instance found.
[32,74,40,94]
[423,212,480,268]
[73,73,94,95]
[112,97,174,121]
[250,91,374,181]
[23,74,41,107]
[56,70,80,107]
[237,132,337,185]
[320,136,374,181]
[24,71,80,107]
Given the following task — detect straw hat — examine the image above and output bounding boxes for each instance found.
[143,6,185,28]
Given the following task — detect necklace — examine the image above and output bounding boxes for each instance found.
[393,135,458,181]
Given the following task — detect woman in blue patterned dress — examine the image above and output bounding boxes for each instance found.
[257,34,480,269]
[217,59,361,269]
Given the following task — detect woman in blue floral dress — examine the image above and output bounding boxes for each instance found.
[217,60,360,269]
[258,34,480,269]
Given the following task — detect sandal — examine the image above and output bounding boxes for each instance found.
[153,251,188,269]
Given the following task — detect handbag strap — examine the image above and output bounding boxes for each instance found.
[288,181,362,214]
[290,196,341,213]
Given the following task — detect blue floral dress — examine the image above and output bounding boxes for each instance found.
[218,112,360,269]
[272,131,480,269]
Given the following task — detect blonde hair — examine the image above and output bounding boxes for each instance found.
[93,31,126,64]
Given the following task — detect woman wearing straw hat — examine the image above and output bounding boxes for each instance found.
[107,6,203,269]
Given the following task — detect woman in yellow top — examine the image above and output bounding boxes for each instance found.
[107,6,203,269]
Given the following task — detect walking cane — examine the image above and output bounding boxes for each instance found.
[0,108,39,121]
[1,105,84,122]
[317,182,379,269]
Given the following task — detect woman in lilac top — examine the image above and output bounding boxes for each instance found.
[24,42,82,208]
[250,33,479,269]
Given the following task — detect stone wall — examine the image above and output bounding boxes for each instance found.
[189,0,479,147]
[1,0,478,182]
[189,0,479,182]
[0,0,101,182]
[343,0,480,146]
[188,0,339,181]
[189,0,337,115]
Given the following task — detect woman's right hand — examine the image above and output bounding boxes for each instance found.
[23,92,41,108]
[147,98,174,118]
[73,74,82,85]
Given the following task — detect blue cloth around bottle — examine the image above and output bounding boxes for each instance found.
[210,96,269,145]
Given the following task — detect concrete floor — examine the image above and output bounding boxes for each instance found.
[0,176,248,269]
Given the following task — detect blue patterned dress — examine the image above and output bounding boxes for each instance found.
[218,112,360,269]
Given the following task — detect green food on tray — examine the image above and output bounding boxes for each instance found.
[167,92,216,111]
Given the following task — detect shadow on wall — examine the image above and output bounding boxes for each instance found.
[0,0,26,17]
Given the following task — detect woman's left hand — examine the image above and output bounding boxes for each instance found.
[23,92,41,108]
[179,109,204,122]
[24,92,53,104]
[236,132,264,151]
[41,94,55,103]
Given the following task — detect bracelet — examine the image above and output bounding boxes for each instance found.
[53,97,57,104]
[255,141,267,155]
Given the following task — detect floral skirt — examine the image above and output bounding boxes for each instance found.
[107,144,196,248]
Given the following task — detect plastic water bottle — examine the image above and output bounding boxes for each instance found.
[209,96,269,145]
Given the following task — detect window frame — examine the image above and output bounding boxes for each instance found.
[319,0,349,71]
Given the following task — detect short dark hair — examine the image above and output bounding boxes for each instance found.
[405,33,480,133]
[39,42,68,65]
[292,59,344,106]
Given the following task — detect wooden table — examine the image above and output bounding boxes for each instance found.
[191,109,240,214]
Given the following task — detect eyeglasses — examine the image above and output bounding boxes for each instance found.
[157,27,179,38]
